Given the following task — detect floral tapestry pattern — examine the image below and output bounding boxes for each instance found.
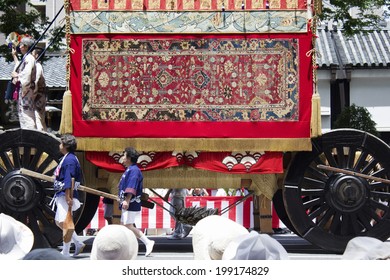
[82,38,299,122]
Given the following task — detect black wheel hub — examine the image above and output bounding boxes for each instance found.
[0,170,41,212]
[327,174,367,213]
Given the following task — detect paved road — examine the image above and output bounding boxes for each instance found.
[71,233,343,260]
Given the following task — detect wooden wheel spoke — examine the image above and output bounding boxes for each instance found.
[28,149,43,171]
[42,200,56,216]
[307,203,329,220]
[11,147,21,169]
[356,211,373,231]
[43,166,56,177]
[361,158,378,175]
[1,151,14,171]
[369,181,389,190]
[302,177,326,189]
[370,199,389,212]
[340,213,350,235]
[301,188,325,196]
[336,146,346,168]
[370,168,387,179]
[366,207,382,224]
[354,150,369,171]
[303,197,322,211]
[371,191,390,200]
[346,147,357,169]
[22,146,32,168]
[314,156,327,166]
[0,165,7,177]
[329,212,341,233]
[306,165,329,182]
[323,149,338,168]
[317,208,335,228]
[36,156,55,174]
[349,213,361,235]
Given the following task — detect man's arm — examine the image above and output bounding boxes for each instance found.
[163,189,172,201]
[121,192,133,210]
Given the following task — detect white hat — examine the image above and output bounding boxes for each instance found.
[0,213,34,260]
[222,231,289,260]
[342,236,390,260]
[192,215,249,260]
[90,225,138,260]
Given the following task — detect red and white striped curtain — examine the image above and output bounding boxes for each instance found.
[86,196,253,230]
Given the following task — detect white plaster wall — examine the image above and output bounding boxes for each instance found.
[318,70,332,132]
[350,69,390,132]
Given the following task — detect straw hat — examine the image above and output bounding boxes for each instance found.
[0,213,34,260]
[222,231,289,260]
[192,215,249,260]
[90,225,138,260]
[342,236,390,260]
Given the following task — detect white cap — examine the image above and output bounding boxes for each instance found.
[0,213,34,260]
[342,236,390,260]
[90,225,138,260]
[222,231,289,260]
[192,215,249,260]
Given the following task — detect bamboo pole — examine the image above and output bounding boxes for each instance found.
[19,168,119,200]
[317,165,390,185]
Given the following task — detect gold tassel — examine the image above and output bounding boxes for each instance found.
[310,91,322,138]
[59,90,73,134]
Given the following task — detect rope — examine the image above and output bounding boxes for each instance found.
[64,0,72,91]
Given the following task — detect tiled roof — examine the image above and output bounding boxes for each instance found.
[316,28,390,68]
[1,29,389,87]
[0,55,67,88]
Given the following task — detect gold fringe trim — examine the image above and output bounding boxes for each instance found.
[76,137,312,152]
[134,166,279,199]
[59,90,73,134]
[311,92,322,138]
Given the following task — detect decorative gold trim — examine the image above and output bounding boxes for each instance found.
[309,0,322,138]
[141,166,279,200]
[76,137,312,152]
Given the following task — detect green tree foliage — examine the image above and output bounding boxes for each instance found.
[0,0,64,61]
[334,104,379,136]
[320,0,390,36]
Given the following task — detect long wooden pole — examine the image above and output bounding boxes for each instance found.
[317,164,390,185]
[19,168,119,200]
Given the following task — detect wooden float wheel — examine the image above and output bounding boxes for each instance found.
[0,129,91,248]
[283,129,390,253]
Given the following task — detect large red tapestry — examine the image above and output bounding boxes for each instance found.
[70,33,313,139]
[82,37,299,122]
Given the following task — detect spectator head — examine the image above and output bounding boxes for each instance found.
[0,213,34,260]
[192,215,249,260]
[33,47,44,61]
[19,37,35,52]
[342,236,390,260]
[23,248,72,260]
[91,225,138,260]
[222,231,289,260]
